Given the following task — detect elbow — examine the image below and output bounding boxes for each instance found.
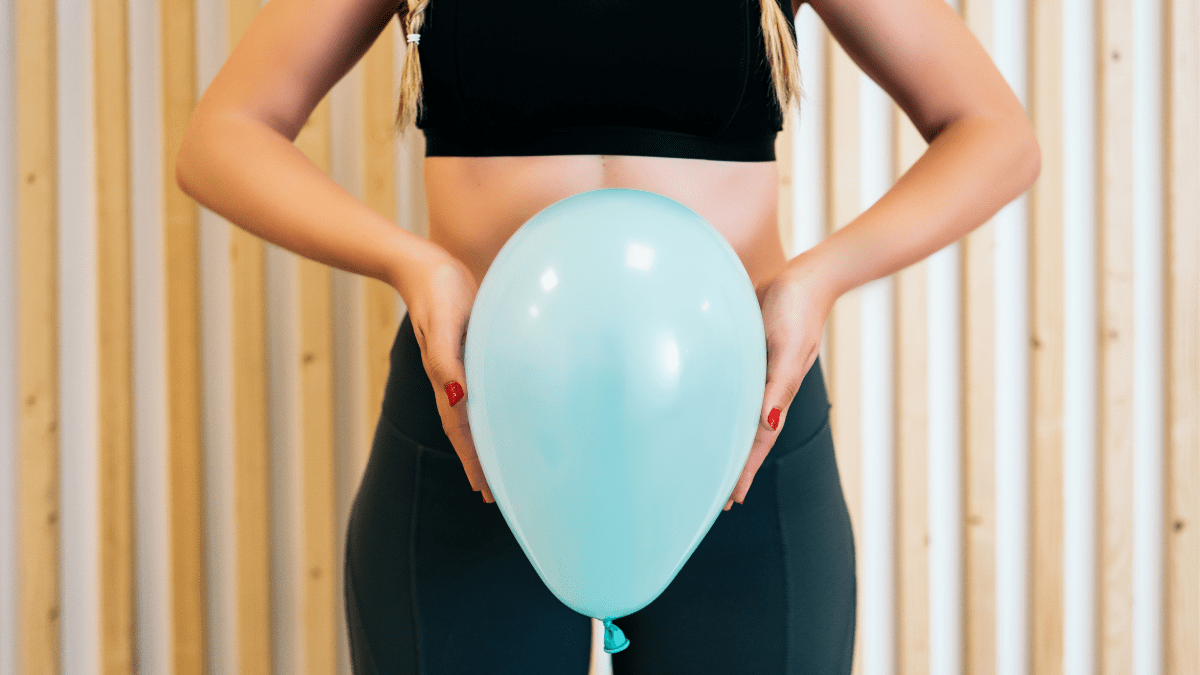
[1009,112,1042,192]
[1023,129,1042,190]
[174,130,199,199]
[174,112,217,199]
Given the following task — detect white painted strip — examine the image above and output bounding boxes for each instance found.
[860,69,895,675]
[329,41,365,675]
[58,0,100,669]
[0,0,20,671]
[793,3,826,258]
[927,242,963,675]
[266,236,301,675]
[1061,0,1099,672]
[196,0,237,669]
[1131,0,1166,673]
[129,0,172,669]
[992,0,1032,672]
[928,4,965,670]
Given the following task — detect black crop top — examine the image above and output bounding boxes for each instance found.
[408,0,797,162]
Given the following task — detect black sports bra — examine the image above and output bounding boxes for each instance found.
[408,0,797,162]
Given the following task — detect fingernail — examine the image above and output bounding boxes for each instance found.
[445,381,464,407]
[768,407,781,431]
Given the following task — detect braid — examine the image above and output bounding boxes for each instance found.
[758,0,804,122]
[393,0,803,136]
[394,0,430,136]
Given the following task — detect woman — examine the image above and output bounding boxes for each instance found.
[175,0,1039,671]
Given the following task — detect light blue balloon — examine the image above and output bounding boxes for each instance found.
[463,188,766,654]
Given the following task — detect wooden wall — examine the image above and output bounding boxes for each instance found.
[0,0,1195,674]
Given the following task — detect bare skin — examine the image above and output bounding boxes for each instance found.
[176,0,1039,508]
[424,155,788,294]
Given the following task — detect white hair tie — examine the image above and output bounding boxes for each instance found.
[407,33,421,44]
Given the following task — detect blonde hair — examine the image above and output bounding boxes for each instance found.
[394,0,802,137]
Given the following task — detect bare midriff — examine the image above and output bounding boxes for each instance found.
[423,155,792,293]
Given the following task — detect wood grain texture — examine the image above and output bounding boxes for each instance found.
[777,111,794,259]
[360,22,400,467]
[960,0,996,671]
[294,96,339,675]
[94,0,136,671]
[825,34,862,675]
[893,105,929,675]
[1165,0,1200,671]
[227,0,273,671]
[1098,0,1135,673]
[161,0,207,669]
[1029,0,1065,672]
[962,216,996,675]
[17,0,60,671]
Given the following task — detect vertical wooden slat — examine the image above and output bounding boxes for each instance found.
[294,97,338,675]
[162,0,207,669]
[1098,0,1134,672]
[225,0,273,672]
[94,0,135,671]
[360,23,399,448]
[962,222,996,675]
[17,0,60,671]
[1165,0,1200,671]
[959,0,996,672]
[1030,0,1065,672]
[893,105,928,675]
[777,111,794,259]
[825,32,862,675]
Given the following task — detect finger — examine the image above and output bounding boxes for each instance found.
[422,322,495,502]
[730,345,817,504]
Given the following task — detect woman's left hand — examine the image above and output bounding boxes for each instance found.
[723,256,839,511]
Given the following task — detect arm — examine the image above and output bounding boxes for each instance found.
[174,0,430,296]
[791,0,1041,301]
[726,0,1039,509]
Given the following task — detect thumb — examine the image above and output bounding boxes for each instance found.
[760,378,795,436]
[421,323,494,502]
[422,323,469,409]
[759,340,820,436]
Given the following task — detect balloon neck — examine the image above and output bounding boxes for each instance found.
[601,618,630,653]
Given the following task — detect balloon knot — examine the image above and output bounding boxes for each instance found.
[602,618,630,653]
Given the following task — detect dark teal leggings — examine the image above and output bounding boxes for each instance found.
[343,312,856,674]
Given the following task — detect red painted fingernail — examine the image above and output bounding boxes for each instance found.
[767,407,781,431]
[445,381,464,407]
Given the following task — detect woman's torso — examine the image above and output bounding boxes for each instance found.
[424,154,790,292]
[414,0,796,288]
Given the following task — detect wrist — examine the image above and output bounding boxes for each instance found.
[786,243,845,315]
[383,229,438,303]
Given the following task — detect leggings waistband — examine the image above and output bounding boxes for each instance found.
[379,311,832,458]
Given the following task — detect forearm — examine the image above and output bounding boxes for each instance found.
[792,113,1041,301]
[174,113,427,292]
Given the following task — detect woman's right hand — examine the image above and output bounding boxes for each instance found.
[393,242,496,503]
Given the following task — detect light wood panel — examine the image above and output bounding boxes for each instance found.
[360,22,400,457]
[226,0,273,672]
[825,32,862,675]
[777,112,794,258]
[961,205,996,675]
[94,0,136,671]
[893,104,929,675]
[161,0,207,668]
[294,96,339,675]
[1030,0,1065,673]
[960,0,996,671]
[1098,0,1135,673]
[17,0,60,671]
[1166,0,1200,672]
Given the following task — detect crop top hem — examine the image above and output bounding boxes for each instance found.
[421,125,778,162]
